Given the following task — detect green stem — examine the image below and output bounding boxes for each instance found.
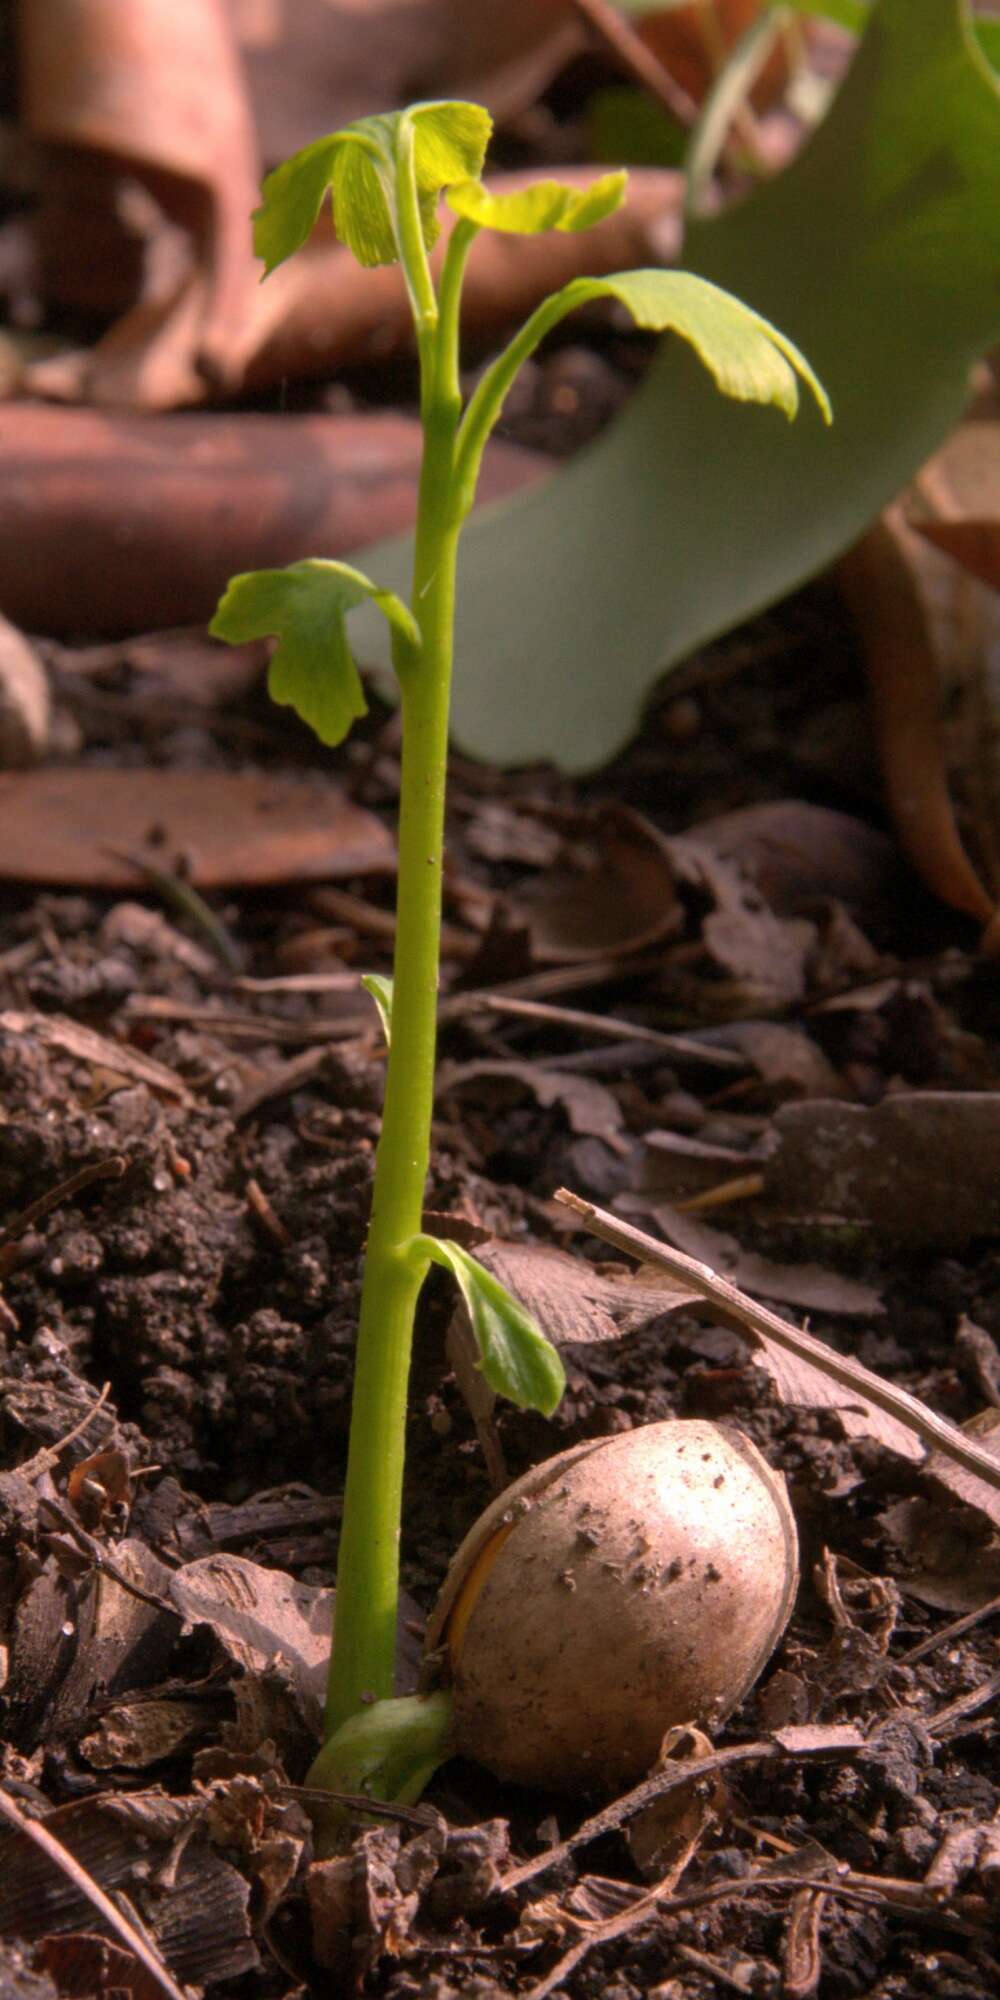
[453,281,590,515]
[392,118,439,414]
[325,225,463,1738]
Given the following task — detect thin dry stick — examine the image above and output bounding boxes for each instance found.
[894,1592,1000,1671]
[16,1380,112,1483]
[926,1666,1000,1737]
[522,1863,987,2000]
[0,1786,192,2000]
[442,991,744,1070]
[568,0,701,127]
[0,1156,127,1257]
[501,1733,862,1894]
[554,1188,1000,1498]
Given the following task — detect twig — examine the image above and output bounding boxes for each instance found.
[567,0,700,128]
[15,1381,113,1483]
[676,1941,754,1996]
[36,1493,179,1618]
[553,1189,1000,1499]
[500,1734,862,1894]
[521,1863,987,2000]
[0,1157,127,1263]
[0,1785,193,2000]
[441,992,745,1070]
[893,1592,1000,1672]
[926,1667,1000,1737]
[675,1172,765,1212]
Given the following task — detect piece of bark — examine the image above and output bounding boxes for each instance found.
[0,407,546,637]
[764,1093,1000,1250]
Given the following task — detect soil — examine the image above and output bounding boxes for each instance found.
[2,355,1000,1999]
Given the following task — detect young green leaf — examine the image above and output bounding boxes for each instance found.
[560,270,831,421]
[446,171,628,236]
[409,1236,566,1416]
[361,973,393,1047]
[452,267,829,509]
[254,101,492,275]
[210,559,419,747]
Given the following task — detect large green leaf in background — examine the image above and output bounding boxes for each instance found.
[358,0,1000,770]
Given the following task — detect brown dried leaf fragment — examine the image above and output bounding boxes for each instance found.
[839,417,1000,929]
[436,1057,626,1148]
[513,804,682,962]
[0,768,394,890]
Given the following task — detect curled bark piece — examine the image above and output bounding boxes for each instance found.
[837,511,996,927]
[0,407,546,637]
[19,0,263,402]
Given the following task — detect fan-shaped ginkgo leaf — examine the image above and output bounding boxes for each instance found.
[210,560,418,747]
[253,101,492,274]
[446,171,628,236]
[560,270,831,421]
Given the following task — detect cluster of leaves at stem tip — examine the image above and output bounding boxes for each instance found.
[209,98,829,1809]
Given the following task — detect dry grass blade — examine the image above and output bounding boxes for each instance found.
[0,1787,192,2000]
[554,1189,1000,1511]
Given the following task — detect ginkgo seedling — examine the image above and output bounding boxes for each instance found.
[211,99,829,1822]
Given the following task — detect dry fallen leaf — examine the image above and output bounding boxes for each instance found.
[436,1056,627,1149]
[0,768,394,888]
[512,804,682,962]
[169,1552,334,1736]
[916,517,1000,591]
[690,800,903,936]
[0,1787,261,1988]
[626,1198,884,1319]
[234,0,585,164]
[666,832,816,1011]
